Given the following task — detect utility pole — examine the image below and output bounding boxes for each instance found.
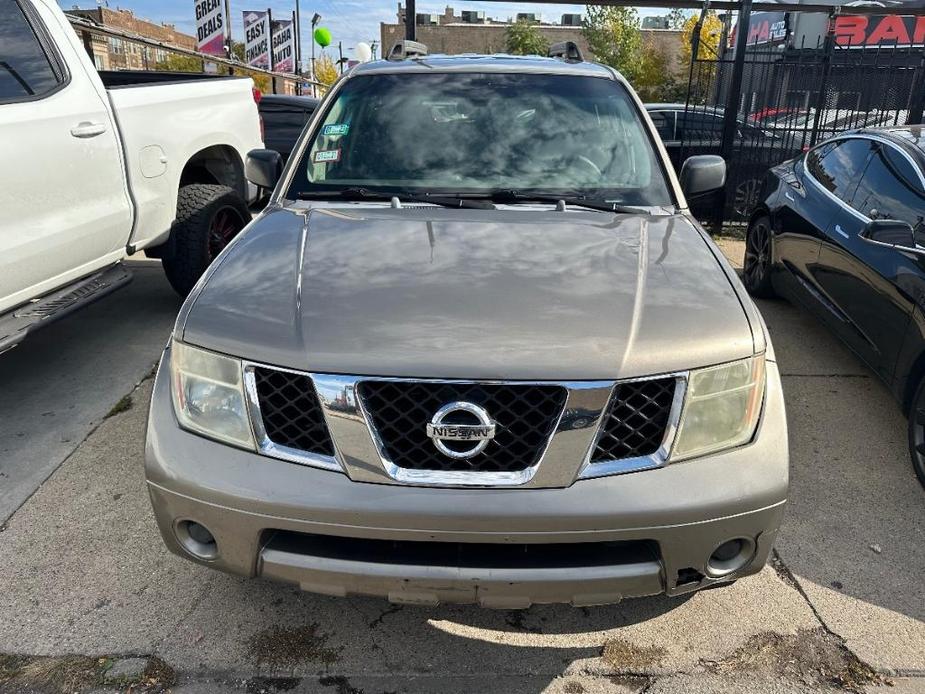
[338,40,343,74]
[223,0,233,59]
[406,0,416,41]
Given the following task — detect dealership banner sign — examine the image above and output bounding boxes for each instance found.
[243,10,271,68]
[271,19,295,73]
[731,11,789,46]
[834,14,925,47]
[194,0,225,56]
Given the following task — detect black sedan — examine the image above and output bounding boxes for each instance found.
[258,94,320,163]
[744,126,925,487]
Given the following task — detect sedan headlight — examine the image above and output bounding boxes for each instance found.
[170,340,255,449]
[672,355,765,461]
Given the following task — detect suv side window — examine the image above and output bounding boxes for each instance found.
[648,110,675,140]
[852,143,925,232]
[806,138,872,203]
[0,0,64,103]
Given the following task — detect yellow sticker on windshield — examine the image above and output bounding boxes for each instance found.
[314,149,341,163]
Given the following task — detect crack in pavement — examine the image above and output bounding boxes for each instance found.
[768,549,895,684]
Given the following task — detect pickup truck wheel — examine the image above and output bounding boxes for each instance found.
[743,215,776,299]
[906,377,925,489]
[161,184,250,296]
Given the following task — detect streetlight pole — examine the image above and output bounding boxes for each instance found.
[310,13,321,98]
[293,0,302,94]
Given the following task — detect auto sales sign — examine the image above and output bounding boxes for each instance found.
[194,0,225,56]
[271,19,295,73]
[243,10,271,68]
[834,15,925,48]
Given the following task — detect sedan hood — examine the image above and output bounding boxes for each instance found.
[182,205,754,380]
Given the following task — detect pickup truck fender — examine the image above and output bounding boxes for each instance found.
[105,79,263,252]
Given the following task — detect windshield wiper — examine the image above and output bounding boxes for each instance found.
[486,190,647,214]
[296,188,495,209]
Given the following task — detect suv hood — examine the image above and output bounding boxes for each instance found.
[181,205,754,380]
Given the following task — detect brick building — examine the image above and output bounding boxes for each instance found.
[380,5,685,77]
[66,7,197,71]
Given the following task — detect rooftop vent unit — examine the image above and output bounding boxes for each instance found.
[516,13,539,24]
[415,13,439,25]
[561,13,582,26]
[461,10,485,24]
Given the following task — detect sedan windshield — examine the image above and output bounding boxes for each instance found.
[286,72,674,206]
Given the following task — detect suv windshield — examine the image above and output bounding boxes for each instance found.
[286,72,673,206]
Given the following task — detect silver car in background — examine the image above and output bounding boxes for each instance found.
[145,45,788,608]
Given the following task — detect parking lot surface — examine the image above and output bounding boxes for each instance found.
[0,241,922,693]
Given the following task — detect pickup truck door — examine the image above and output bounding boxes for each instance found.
[0,0,132,313]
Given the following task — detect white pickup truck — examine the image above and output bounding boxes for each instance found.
[0,0,264,352]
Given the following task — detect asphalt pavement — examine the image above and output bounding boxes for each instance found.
[0,259,180,524]
[0,242,922,693]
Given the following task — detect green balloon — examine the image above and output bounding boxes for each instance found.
[314,27,332,47]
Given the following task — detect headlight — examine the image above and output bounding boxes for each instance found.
[671,355,765,461]
[170,340,255,449]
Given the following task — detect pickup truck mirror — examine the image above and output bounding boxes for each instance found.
[246,149,283,191]
[679,155,726,199]
[860,219,916,248]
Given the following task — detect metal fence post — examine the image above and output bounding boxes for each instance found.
[720,0,752,160]
[809,13,836,147]
[716,0,753,230]
[906,50,925,125]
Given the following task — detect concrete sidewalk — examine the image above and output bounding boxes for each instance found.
[0,240,922,693]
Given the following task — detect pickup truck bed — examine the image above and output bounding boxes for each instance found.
[1,0,264,349]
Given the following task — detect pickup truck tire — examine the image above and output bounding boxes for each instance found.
[161,184,250,296]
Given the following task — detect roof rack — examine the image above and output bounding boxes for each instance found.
[387,40,429,61]
[548,41,584,63]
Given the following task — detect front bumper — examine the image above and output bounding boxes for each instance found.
[145,355,789,607]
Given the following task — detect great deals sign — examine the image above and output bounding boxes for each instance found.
[271,19,295,73]
[243,10,271,68]
[194,0,225,56]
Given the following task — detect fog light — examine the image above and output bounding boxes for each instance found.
[176,520,219,560]
[706,537,754,577]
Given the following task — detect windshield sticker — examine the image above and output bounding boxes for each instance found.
[322,123,350,137]
[313,148,341,163]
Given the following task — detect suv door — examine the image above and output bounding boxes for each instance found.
[815,139,925,378]
[0,0,132,314]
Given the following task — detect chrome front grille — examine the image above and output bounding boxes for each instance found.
[243,364,686,488]
[252,367,335,457]
[590,377,678,464]
[357,381,568,473]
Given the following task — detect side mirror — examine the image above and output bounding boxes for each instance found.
[679,155,727,199]
[860,219,915,248]
[246,149,283,191]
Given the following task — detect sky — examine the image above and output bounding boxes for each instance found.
[58,1,664,63]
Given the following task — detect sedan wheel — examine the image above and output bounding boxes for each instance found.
[743,215,776,298]
[733,178,762,220]
[906,379,925,489]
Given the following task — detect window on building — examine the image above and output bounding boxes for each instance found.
[0,0,65,102]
